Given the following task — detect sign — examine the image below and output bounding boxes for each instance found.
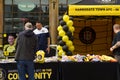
[0,62,59,80]
[18,2,36,12]
[69,5,120,16]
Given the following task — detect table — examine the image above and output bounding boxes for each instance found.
[59,62,120,80]
[0,62,59,80]
[0,62,119,80]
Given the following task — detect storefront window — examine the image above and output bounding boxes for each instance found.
[4,0,70,34]
[4,0,49,33]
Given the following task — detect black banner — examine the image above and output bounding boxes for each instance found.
[0,62,119,80]
[0,62,59,80]
[60,62,120,80]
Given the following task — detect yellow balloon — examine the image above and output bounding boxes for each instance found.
[62,35,69,42]
[57,25,63,31]
[63,15,69,22]
[58,50,63,56]
[69,45,75,52]
[59,30,65,36]
[69,26,75,32]
[57,45,62,50]
[67,20,73,26]
[66,40,73,46]
[62,51,66,56]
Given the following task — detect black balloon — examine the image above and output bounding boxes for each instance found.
[60,20,66,26]
[69,17,73,20]
[62,45,68,52]
[58,40,65,46]
[58,16,63,21]
[69,36,74,41]
[57,36,62,41]
[63,25,69,32]
[66,31,72,37]
[66,50,73,56]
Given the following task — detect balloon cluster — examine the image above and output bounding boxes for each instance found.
[57,15,75,57]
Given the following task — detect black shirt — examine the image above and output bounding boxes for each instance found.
[112,31,120,55]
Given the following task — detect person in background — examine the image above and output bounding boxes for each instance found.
[110,24,120,63]
[33,21,50,57]
[15,22,38,80]
[3,34,16,58]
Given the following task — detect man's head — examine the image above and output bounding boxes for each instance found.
[113,24,120,34]
[8,35,15,45]
[35,21,42,30]
[24,22,33,30]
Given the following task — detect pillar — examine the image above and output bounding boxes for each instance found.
[49,0,59,44]
[0,0,3,47]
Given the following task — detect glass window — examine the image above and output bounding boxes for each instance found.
[59,0,67,4]
[4,0,69,33]
[5,0,12,4]
[5,5,12,12]
[4,0,49,33]
[59,0,68,15]
[41,0,48,4]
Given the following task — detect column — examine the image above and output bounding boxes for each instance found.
[0,0,3,47]
[49,0,59,44]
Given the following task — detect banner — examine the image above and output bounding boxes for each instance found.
[0,62,59,80]
[69,5,120,16]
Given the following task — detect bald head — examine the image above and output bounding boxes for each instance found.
[113,24,120,33]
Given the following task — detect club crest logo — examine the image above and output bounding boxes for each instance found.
[0,68,6,80]
[79,27,96,44]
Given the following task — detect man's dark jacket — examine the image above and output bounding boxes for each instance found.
[15,30,38,61]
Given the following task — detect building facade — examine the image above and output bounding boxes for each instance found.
[1,0,120,55]
[0,0,79,46]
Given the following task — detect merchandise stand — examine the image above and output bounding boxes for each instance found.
[0,62,119,80]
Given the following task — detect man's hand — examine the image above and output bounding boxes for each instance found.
[110,41,120,52]
[46,47,50,54]
[110,47,114,52]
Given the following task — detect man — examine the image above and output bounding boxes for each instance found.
[33,21,50,57]
[3,34,16,58]
[15,22,38,80]
[110,24,120,63]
